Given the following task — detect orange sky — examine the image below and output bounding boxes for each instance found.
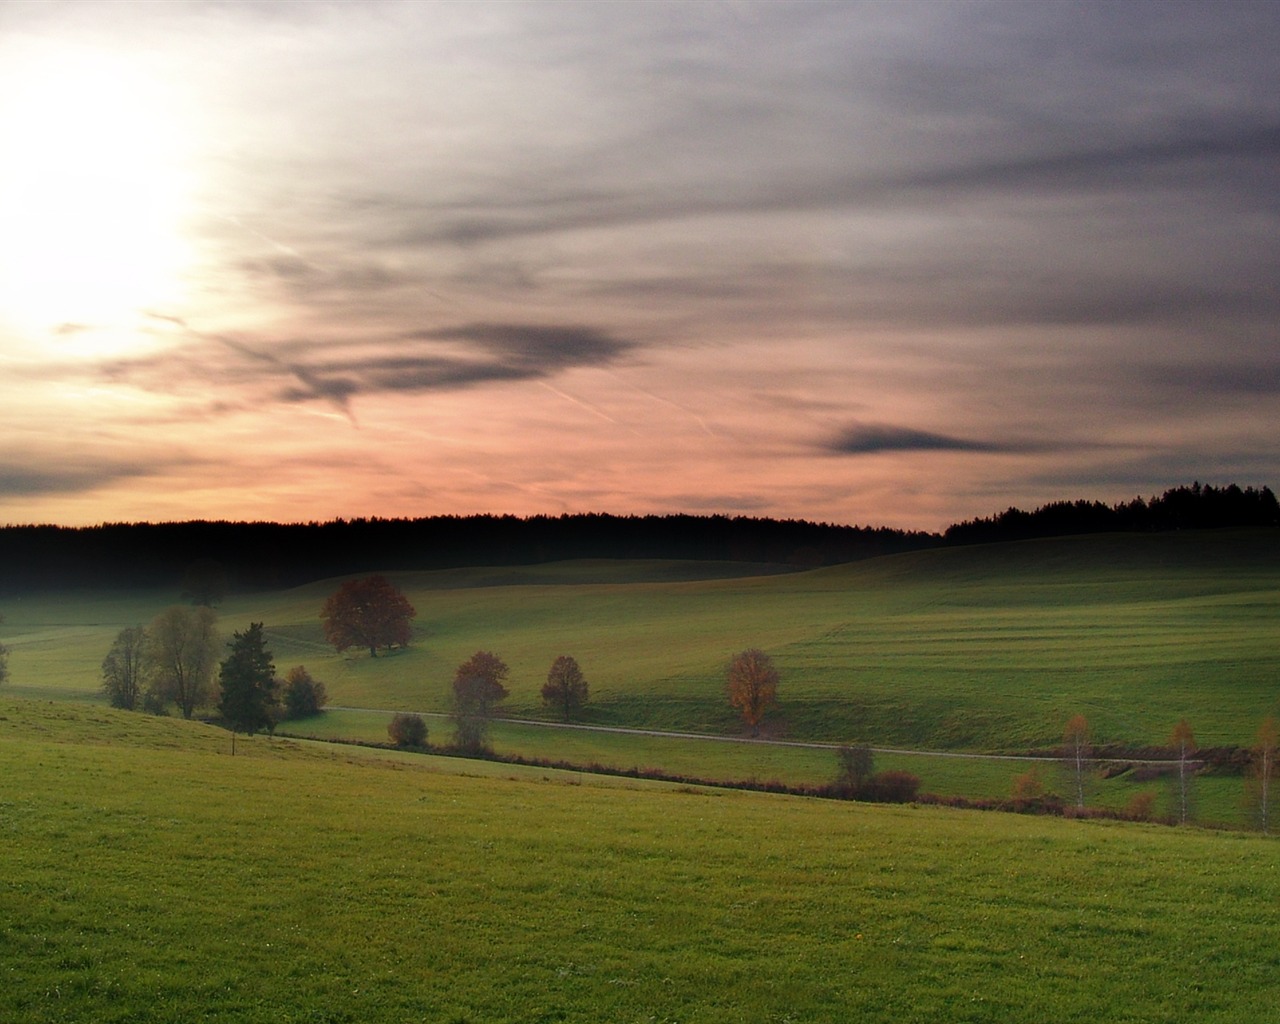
[1,2,1277,531]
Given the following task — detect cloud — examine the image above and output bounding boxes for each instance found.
[825,423,1052,457]
[0,458,157,498]
[89,319,637,420]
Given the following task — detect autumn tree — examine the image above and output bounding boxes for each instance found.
[452,650,509,753]
[218,622,278,735]
[145,605,219,719]
[1169,718,1197,825]
[102,625,147,710]
[320,575,416,657]
[541,654,588,722]
[1248,716,1278,834]
[726,648,779,737]
[281,665,328,719]
[1011,766,1046,809]
[1061,713,1093,809]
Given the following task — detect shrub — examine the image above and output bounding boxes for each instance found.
[282,665,328,719]
[1126,791,1158,821]
[1011,767,1046,807]
[388,712,427,747]
[859,770,920,803]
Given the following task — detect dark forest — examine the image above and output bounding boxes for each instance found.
[0,483,1273,593]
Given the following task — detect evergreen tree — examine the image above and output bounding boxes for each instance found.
[218,622,277,734]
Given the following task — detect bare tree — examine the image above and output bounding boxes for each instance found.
[1249,716,1278,834]
[145,605,219,719]
[1169,718,1197,825]
[726,648,779,737]
[102,626,147,710]
[1062,714,1093,809]
[835,743,875,794]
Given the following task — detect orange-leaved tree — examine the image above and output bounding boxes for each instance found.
[320,575,416,657]
[726,648,779,737]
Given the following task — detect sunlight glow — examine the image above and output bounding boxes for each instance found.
[0,45,194,350]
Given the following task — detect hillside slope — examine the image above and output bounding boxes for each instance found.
[3,530,1276,750]
[2,700,1278,1024]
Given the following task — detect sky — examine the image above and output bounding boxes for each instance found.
[0,0,1277,531]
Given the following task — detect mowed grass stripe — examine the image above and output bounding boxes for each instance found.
[3,699,1280,1023]
[2,529,1276,750]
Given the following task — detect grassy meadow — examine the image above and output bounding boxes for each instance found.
[3,699,1280,1024]
[1,529,1276,823]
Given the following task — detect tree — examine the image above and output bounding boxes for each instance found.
[1061,713,1093,809]
[1170,718,1197,825]
[181,558,229,607]
[388,712,427,747]
[218,622,278,735]
[281,665,328,719]
[102,626,147,710]
[1248,716,1278,834]
[1011,766,1046,809]
[320,575,416,657]
[452,650,509,753]
[0,613,9,686]
[726,648,779,737]
[835,744,875,793]
[145,605,219,719]
[541,655,588,722]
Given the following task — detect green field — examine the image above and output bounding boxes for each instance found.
[3,699,1279,1023]
[1,529,1277,824]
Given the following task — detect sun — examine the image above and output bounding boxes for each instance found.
[0,44,194,349]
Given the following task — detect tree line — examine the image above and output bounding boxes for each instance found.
[3,481,1271,594]
[943,482,1279,545]
[0,513,934,592]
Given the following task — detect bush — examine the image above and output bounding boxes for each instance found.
[1011,767,1046,808]
[282,666,328,719]
[388,712,427,747]
[1126,791,1158,821]
[859,770,920,803]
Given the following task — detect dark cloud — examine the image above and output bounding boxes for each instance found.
[411,323,633,370]
[0,459,156,498]
[91,320,636,419]
[825,424,1053,457]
